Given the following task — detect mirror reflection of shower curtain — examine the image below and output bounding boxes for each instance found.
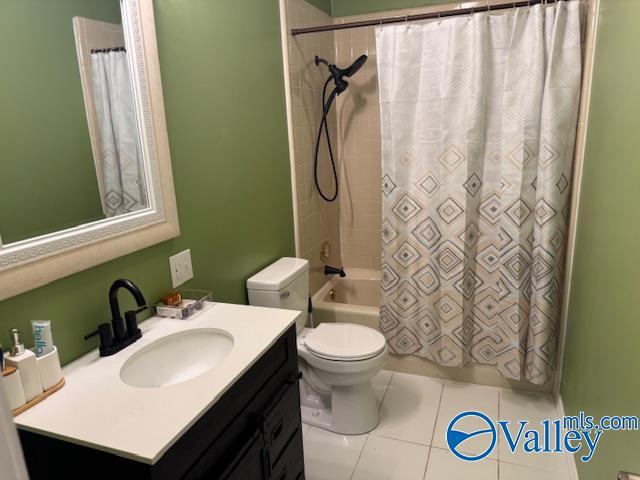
[376,2,583,385]
[91,50,147,217]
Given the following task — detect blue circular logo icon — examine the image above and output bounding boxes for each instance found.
[446,411,496,461]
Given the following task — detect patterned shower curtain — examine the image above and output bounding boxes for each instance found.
[376,2,583,385]
[91,50,147,217]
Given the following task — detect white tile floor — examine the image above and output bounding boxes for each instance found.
[302,371,573,480]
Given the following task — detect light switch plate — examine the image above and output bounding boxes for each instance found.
[169,249,193,288]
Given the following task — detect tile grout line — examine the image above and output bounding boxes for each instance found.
[497,389,570,478]
[429,444,499,457]
[421,444,433,480]
[348,433,370,480]
[428,380,446,446]
[422,380,445,480]
[377,371,394,410]
[371,432,431,447]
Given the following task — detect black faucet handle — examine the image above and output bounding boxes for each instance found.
[84,323,113,350]
[124,306,147,337]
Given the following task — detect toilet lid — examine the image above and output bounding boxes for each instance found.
[304,323,386,361]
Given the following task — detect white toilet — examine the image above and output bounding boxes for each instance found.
[247,257,387,435]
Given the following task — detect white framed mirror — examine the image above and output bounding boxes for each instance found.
[0,0,179,300]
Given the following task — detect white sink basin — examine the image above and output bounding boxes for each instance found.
[120,328,234,388]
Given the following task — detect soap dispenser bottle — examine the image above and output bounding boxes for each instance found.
[5,329,43,401]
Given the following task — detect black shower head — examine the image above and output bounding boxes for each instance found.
[312,55,368,203]
[315,54,368,94]
[342,54,368,78]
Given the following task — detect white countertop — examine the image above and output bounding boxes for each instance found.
[14,302,298,464]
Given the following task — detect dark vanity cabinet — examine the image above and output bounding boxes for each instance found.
[19,326,305,480]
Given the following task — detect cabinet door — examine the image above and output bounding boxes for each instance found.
[218,432,267,480]
[185,430,266,480]
[270,429,304,480]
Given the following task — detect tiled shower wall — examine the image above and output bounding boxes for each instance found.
[283,0,385,286]
[333,22,382,271]
[283,0,341,294]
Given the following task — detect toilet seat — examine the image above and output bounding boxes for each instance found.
[303,323,386,361]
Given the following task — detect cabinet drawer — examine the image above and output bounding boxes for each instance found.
[271,429,304,480]
[263,380,302,466]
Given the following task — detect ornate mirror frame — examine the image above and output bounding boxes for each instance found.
[0,0,179,300]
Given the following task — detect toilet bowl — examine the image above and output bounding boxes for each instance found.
[247,257,387,434]
[297,324,387,434]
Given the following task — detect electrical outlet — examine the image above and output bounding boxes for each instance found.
[169,249,193,288]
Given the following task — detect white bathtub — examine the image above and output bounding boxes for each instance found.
[311,269,380,329]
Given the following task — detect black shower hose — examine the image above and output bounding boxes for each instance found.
[314,76,341,202]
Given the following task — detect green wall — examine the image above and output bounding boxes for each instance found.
[307,0,332,15]
[0,0,295,365]
[561,1,640,478]
[303,0,455,17]
[331,0,450,17]
[0,0,119,244]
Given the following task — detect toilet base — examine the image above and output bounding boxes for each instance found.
[300,381,379,435]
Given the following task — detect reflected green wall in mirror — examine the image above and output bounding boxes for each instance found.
[0,0,121,244]
[0,0,295,365]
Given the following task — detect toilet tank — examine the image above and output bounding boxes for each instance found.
[246,257,309,333]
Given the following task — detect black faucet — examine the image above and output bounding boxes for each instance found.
[324,265,346,277]
[85,279,147,357]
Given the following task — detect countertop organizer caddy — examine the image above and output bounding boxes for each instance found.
[1,325,64,416]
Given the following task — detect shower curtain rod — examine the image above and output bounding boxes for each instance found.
[291,0,562,36]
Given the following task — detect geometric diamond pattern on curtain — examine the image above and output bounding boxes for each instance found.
[376,2,583,385]
[91,50,148,217]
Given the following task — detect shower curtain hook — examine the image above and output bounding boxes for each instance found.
[437,12,442,24]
